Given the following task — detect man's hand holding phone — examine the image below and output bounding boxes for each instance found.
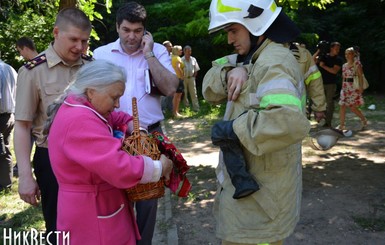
[142,29,154,54]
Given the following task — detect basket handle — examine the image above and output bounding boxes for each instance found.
[132,97,142,152]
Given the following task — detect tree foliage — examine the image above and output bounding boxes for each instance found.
[0,0,111,69]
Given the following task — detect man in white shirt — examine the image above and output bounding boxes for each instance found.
[93,2,178,244]
[182,45,200,111]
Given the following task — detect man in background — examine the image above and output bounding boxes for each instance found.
[182,45,200,112]
[162,40,172,55]
[16,37,39,61]
[0,57,17,192]
[93,2,178,244]
[313,41,343,127]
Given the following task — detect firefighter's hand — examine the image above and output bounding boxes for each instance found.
[227,67,248,101]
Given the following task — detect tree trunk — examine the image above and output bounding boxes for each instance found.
[59,0,77,10]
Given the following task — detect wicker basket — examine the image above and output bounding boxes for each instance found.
[122,97,164,201]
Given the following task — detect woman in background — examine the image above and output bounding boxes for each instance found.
[171,45,184,118]
[338,47,367,130]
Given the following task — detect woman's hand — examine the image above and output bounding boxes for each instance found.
[159,154,173,181]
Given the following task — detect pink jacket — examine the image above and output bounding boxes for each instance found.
[48,95,158,245]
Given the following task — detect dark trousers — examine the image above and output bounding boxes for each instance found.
[324,83,337,126]
[135,123,162,245]
[0,113,14,188]
[33,147,58,243]
[135,198,158,245]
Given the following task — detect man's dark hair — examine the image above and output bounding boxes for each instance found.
[16,37,36,51]
[116,1,147,27]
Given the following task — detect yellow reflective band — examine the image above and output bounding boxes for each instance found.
[304,71,321,85]
[217,0,241,13]
[260,94,302,110]
[214,57,229,65]
[258,243,269,245]
[270,1,277,12]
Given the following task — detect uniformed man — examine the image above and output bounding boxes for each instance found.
[203,0,311,244]
[14,7,92,243]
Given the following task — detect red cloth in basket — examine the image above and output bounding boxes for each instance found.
[151,131,191,197]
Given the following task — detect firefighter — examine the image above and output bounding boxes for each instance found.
[203,0,311,244]
[290,42,327,122]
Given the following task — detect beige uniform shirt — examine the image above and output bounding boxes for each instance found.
[15,44,92,148]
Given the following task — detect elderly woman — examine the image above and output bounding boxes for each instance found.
[44,60,172,245]
[338,47,368,130]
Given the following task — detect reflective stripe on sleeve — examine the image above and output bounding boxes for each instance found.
[260,93,302,110]
[214,57,229,65]
[256,78,305,110]
[304,68,321,85]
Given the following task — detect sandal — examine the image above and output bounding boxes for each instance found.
[361,119,368,130]
[336,124,345,131]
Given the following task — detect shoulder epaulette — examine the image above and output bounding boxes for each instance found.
[24,54,47,70]
[81,53,94,61]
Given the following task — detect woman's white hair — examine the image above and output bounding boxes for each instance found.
[43,60,126,138]
[69,59,126,95]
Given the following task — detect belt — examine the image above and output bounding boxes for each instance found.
[344,78,354,82]
[60,182,114,193]
[148,121,161,132]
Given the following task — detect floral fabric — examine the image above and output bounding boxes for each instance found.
[339,63,364,107]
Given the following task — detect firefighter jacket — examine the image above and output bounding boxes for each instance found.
[202,39,311,244]
[291,43,326,112]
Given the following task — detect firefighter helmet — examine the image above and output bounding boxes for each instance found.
[208,0,281,36]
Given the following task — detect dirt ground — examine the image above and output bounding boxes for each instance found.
[163,109,385,245]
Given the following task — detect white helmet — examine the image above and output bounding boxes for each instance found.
[208,0,281,36]
[310,128,352,151]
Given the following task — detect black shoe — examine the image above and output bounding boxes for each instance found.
[13,164,18,177]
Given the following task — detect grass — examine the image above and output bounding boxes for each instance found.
[0,179,45,241]
[0,133,42,241]
[164,98,225,122]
